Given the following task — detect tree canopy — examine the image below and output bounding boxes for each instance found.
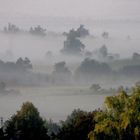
[52,61,72,85]
[57,109,96,140]
[2,85,140,140]
[61,28,86,55]
[75,58,112,80]
[5,102,49,140]
[29,25,46,36]
[89,86,140,140]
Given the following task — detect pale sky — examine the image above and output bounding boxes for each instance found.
[0,0,140,19]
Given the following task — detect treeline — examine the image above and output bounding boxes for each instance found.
[51,58,140,85]
[0,57,53,87]
[2,23,90,38]
[1,57,140,87]
[0,57,35,87]
[0,57,32,72]
[1,85,140,140]
[3,23,47,36]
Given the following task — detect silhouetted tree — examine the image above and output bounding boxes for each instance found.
[5,102,50,140]
[57,109,96,140]
[61,29,85,55]
[4,23,20,33]
[53,62,71,74]
[47,119,60,140]
[90,84,101,92]
[52,61,72,84]
[75,58,112,79]
[16,57,32,71]
[76,25,89,37]
[29,25,46,36]
[63,25,89,38]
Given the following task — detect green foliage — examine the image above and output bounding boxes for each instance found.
[3,85,140,140]
[89,86,140,140]
[5,102,49,140]
[57,109,96,140]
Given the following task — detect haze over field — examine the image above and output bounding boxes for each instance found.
[0,0,140,124]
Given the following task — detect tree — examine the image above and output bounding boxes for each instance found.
[90,84,101,92]
[61,29,85,55]
[63,25,90,38]
[57,109,96,140]
[3,23,20,33]
[5,102,49,140]
[46,119,60,140]
[0,128,4,140]
[76,25,90,37]
[89,85,140,140]
[75,58,112,80]
[52,61,72,84]
[53,61,70,74]
[29,25,46,36]
[16,57,32,71]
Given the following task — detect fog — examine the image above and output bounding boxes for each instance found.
[0,87,106,122]
[0,20,140,61]
[0,0,140,19]
[0,20,139,121]
[0,0,140,123]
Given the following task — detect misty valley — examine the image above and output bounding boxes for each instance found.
[0,20,140,140]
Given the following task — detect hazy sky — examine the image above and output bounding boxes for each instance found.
[0,0,140,19]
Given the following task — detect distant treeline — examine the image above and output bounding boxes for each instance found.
[1,56,140,87]
[0,84,140,140]
[2,23,90,38]
[3,23,47,36]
